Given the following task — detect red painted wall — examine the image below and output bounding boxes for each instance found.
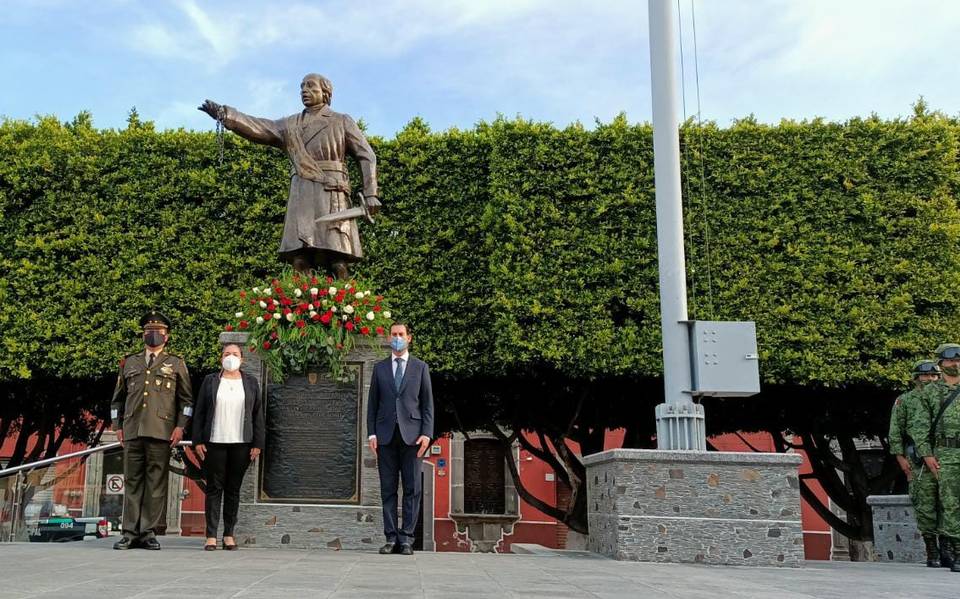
[2,425,834,558]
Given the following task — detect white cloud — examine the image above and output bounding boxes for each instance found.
[124,0,554,66]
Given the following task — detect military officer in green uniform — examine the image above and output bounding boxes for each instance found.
[110,311,193,550]
[888,360,945,567]
[911,343,960,572]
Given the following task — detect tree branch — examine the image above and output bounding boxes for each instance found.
[799,478,861,540]
[485,420,574,527]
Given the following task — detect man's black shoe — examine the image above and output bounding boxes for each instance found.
[378,542,397,555]
[141,537,161,550]
[399,544,413,556]
[113,537,137,550]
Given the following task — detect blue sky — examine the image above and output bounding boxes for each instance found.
[1,0,958,137]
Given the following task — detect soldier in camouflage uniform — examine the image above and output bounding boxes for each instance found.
[910,343,960,572]
[110,311,193,550]
[888,360,944,567]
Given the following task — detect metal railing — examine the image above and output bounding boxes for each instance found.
[1,441,193,542]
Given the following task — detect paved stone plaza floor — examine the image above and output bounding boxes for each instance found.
[0,537,954,598]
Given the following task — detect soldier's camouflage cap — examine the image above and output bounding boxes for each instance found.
[934,343,960,360]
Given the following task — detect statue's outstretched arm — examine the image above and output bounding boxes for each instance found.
[198,99,284,149]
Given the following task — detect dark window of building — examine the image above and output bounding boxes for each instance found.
[463,439,505,514]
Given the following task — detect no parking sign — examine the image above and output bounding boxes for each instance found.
[105,474,124,495]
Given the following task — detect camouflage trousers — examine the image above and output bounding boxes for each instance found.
[935,450,960,539]
[909,463,940,535]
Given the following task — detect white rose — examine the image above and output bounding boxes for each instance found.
[342,314,349,321]
[344,305,355,314]
[235,312,244,318]
[331,306,337,313]
[265,288,272,296]
[309,310,317,318]
[259,301,268,309]
[366,312,375,321]
[252,287,260,294]
[294,288,302,297]
[285,313,295,322]
[384,311,391,319]
[328,286,337,296]
[310,287,318,295]
[355,292,365,300]
[273,312,281,320]
[256,317,264,325]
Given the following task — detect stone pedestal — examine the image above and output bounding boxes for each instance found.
[584,449,804,566]
[222,333,386,549]
[867,495,924,563]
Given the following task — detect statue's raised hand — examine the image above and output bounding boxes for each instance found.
[198,99,224,120]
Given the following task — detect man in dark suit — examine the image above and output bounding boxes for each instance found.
[367,322,434,555]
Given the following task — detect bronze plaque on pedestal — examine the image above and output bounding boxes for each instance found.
[259,366,361,503]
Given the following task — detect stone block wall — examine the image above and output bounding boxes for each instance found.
[867,495,924,563]
[585,449,804,566]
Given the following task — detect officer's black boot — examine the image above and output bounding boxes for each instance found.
[939,536,955,569]
[923,534,941,567]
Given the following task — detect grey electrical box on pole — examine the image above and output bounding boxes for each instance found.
[689,321,761,397]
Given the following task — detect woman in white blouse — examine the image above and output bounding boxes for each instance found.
[191,344,265,550]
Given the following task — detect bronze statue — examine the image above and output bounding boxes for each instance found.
[199,74,380,279]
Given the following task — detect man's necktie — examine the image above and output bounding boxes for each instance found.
[147,353,155,368]
[394,358,404,393]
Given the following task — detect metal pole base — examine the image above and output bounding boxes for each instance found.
[655,402,706,450]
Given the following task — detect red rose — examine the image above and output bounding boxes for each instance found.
[373,305,382,312]
[299,302,310,311]
[362,297,370,304]
[272,279,280,286]
[301,284,308,291]
[376,295,383,302]
[354,316,361,323]
[282,307,292,316]
[361,326,370,335]
[281,298,292,307]
[270,331,279,340]
[326,276,334,284]
[348,287,356,294]
[296,320,306,329]
[262,341,272,350]
[311,313,321,321]
[335,290,346,302]
[249,299,255,305]
[320,312,332,325]
[319,288,329,297]
[311,277,319,285]
[225,324,234,332]
[376,326,385,336]
[345,321,355,331]
[240,290,247,299]
[239,320,249,330]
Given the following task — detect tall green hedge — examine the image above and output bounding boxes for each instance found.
[1,110,958,391]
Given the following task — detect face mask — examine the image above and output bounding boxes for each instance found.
[222,355,242,372]
[942,365,959,377]
[143,331,165,348]
[390,336,408,352]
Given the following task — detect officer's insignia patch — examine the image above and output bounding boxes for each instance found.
[160,364,174,376]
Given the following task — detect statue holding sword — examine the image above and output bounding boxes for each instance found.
[199,73,380,279]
